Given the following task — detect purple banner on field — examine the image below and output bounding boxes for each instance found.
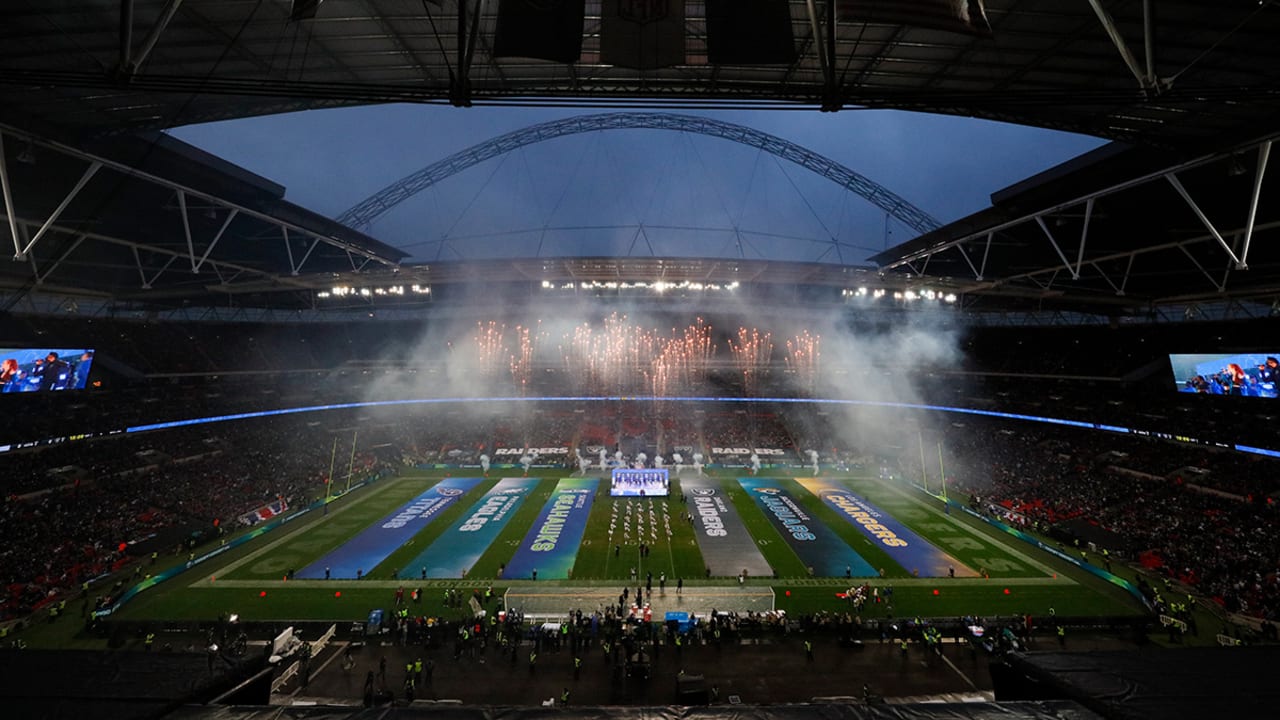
[297,477,482,579]
[796,477,976,577]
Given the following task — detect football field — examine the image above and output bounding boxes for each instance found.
[113,467,1145,623]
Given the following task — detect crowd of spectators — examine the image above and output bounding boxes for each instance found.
[4,303,1280,634]
[0,415,358,621]
[940,419,1280,622]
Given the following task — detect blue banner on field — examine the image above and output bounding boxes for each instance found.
[796,477,976,577]
[403,477,541,579]
[738,478,876,577]
[297,477,481,579]
[505,477,599,580]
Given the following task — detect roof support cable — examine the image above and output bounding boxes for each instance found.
[803,0,837,111]
[17,160,101,261]
[1086,0,1156,92]
[1164,173,1243,268]
[123,0,185,79]
[1239,140,1272,270]
[1141,0,1157,90]
[1034,216,1079,280]
[1166,1,1274,88]
[1074,197,1095,278]
[423,0,456,86]
[0,132,22,260]
[119,0,134,76]
[459,0,488,106]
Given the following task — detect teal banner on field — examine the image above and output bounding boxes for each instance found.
[505,477,599,580]
[406,477,541,579]
[739,477,876,577]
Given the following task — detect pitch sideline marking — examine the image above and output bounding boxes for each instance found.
[867,479,1067,581]
[189,475,420,586]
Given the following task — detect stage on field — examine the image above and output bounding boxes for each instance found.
[503,584,774,620]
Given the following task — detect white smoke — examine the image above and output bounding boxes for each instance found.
[351,295,967,480]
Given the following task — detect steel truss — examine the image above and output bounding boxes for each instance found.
[878,137,1276,305]
[0,124,400,301]
[337,112,942,243]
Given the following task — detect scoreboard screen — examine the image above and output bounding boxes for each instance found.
[1,347,95,393]
[1169,353,1278,398]
[610,468,670,497]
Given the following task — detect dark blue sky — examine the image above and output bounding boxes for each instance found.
[170,105,1106,264]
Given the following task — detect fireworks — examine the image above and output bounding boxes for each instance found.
[472,321,508,376]
[459,316,816,396]
[728,327,773,395]
[509,322,545,393]
[785,331,821,392]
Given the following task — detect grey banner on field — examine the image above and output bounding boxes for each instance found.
[679,476,773,578]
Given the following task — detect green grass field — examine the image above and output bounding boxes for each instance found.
[106,467,1146,626]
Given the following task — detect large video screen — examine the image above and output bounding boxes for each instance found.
[1,348,95,393]
[610,468,670,497]
[1170,353,1279,398]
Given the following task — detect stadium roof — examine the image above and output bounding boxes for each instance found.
[3,1,1278,148]
[870,137,1280,317]
[2,1,1280,319]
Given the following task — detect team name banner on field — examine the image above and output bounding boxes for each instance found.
[680,476,772,577]
[796,477,976,578]
[298,476,482,579]
[738,478,877,577]
[505,477,599,580]
[408,477,541,579]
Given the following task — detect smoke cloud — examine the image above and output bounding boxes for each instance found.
[356,292,968,462]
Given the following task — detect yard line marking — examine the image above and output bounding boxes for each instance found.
[877,481,1065,580]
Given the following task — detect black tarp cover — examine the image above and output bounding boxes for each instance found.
[167,702,1101,720]
[1002,647,1280,720]
[0,649,265,720]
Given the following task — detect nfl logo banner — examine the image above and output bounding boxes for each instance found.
[600,0,685,70]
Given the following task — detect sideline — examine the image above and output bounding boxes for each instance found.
[201,475,412,583]
[875,479,1065,579]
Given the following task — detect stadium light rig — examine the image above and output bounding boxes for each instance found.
[541,280,740,293]
[844,287,956,304]
[316,284,430,299]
